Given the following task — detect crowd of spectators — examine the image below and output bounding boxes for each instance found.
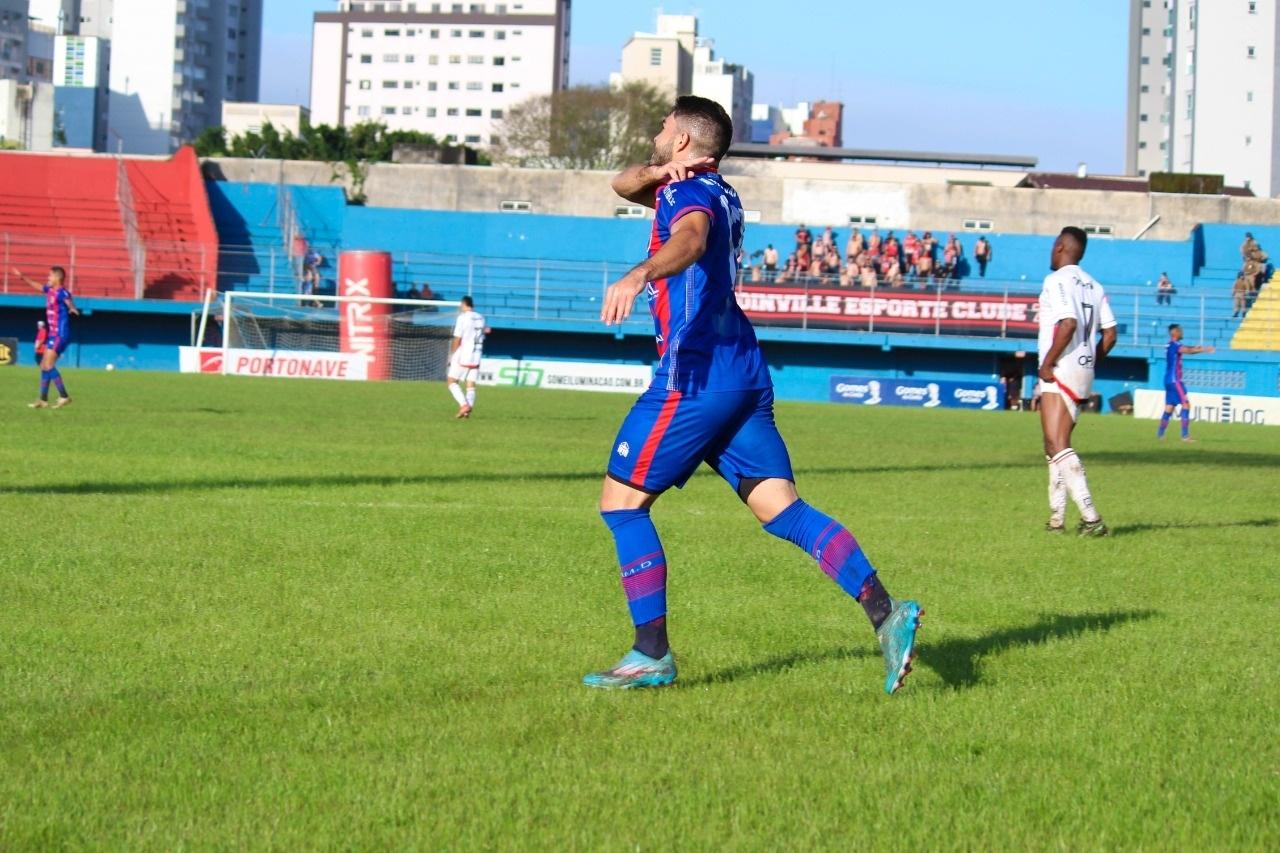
[1233,232,1270,317]
[750,225,991,289]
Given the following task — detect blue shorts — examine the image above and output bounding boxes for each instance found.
[607,386,794,495]
[47,335,70,356]
[1165,382,1188,407]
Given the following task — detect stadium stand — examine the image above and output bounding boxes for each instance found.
[0,148,217,300]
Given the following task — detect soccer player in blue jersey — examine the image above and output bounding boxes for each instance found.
[14,266,78,409]
[1158,324,1214,442]
[582,97,923,695]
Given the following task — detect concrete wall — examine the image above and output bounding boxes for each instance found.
[204,155,1280,242]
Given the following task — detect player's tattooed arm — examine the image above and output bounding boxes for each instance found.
[1038,319,1077,381]
[611,157,717,207]
[601,212,711,326]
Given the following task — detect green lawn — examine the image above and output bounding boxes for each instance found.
[2,368,1277,849]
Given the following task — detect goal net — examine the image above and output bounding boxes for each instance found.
[217,291,458,381]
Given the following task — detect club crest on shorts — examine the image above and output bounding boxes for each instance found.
[617,441,630,458]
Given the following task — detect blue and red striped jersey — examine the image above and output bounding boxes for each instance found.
[645,170,770,394]
[43,284,72,340]
[1164,339,1184,385]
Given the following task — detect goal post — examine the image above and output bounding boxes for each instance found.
[220,291,459,381]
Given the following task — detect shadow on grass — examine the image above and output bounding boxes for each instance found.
[4,446,1276,496]
[920,609,1158,689]
[682,610,1158,691]
[1111,517,1277,536]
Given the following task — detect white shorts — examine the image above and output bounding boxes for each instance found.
[1044,365,1094,422]
[448,359,479,383]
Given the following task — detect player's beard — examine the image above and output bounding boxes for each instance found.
[648,138,675,167]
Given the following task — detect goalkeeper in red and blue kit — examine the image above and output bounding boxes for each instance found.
[583,97,923,695]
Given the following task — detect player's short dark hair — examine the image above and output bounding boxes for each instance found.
[460,295,474,308]
[1169,323,1181,333]
[671,95,733,161]
[50,265,66,280]
[1059,226,1088,257]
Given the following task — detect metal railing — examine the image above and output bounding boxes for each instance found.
[115,157,147,299]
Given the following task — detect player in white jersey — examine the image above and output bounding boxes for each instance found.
[447,296,487,419]
[1037,227,1118,536]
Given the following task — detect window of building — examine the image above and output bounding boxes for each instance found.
[357,105,371,117]
[492,82,504,92]
[360,55,373,64]
[1142,27,1150,35]
[383,80,399,88]
[427,107,437,117]
[496,4,507,12]
[451,3,463,10]
[385,28,400,36]
[1139,169,1147,177]
[615,204,647,219]
[361,28,374,37]
[382,106,397,115]
[1247,46,1256,58]
[449,55,461,64]
[359,80,371,89]
[465,134,481,144]
[448,81,459,90]
[429,55,439,65]
[500,200,532,213]
[1249,1,1257,12]
[430,29,439,38]
[495,30,506,40]
[468,55,484,64]
[470,30,484,38]
[384,54,400,63]
[466,108,482,116]
[1159,142,1166,150]
[962,219,994,232]
[491,109,503,118]
[650,47,662,66]
[1244,180,1252,190]
[1247,91,1254,102]
[1140,113,1148,122]
[1140,84,1149,93]
[1082,224,1114,237]
[405,81,415,88]
[403,106,414,114]
[447,107,459,116]
[1139,141,1147,149]
[493,56,505,66]
[1140,56,1150,65]
[1246,135,1253,146]
[466,81,482,90]
[428,81,438,91]
[451,29,462,37]
[470,3,483,12]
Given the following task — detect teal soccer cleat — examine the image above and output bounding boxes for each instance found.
[876,599,923,695]
[582,649,677,689]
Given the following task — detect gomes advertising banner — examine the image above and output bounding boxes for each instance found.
[830,375,1006,410]
[478,358,652,393]
[736,285,1040,337]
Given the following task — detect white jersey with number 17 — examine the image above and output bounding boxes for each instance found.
[451,310,486,368]
[1038,265,1117,397]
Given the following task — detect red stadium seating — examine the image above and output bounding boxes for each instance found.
[0,147,218,301]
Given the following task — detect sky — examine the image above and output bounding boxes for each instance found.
[262,1,1129,173]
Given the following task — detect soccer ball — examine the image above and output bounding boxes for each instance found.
[105,364,115,372]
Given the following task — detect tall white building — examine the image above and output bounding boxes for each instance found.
[1127,0,1280,195]
[691,41,752,144]
[309,0,571,147]
[103,0,262,154]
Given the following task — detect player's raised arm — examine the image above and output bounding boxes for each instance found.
[601,211,710,326]
[11,267,44,293]
[611,156,717,208]
[1183,344,1216,355]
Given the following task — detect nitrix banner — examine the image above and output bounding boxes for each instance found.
[830,375,1006,410]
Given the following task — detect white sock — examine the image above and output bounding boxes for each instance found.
[448,383,467,406]
[1047,456,1067,527]
[1053,448,1100,523]
[465,387,476,407]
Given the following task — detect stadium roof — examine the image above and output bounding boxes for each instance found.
[727,142,1037,169]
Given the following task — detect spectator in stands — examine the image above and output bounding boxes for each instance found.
[795,223,812,252]
[795,242,812,278]
[301,247,325,307]
[34,321,46,365]
[859,257,879,289]
[1241,232,1259,262]
[778,252,798,284]
[406,284,422,300]
[867,230,882,257]
[1156,272,1175,306]
[846,228,864,261]
[903,231,920,275]
[882,233,900,266]
[885,257,905,288]
[819,226,835,250]
[763,244,779,281]
[915,249,934,284]
[921,231,938,263]
[1233,273,1251,317]
[974,236,992,277]
[944,234,963,282]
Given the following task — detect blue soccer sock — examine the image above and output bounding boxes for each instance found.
[1157,412,1171,437]
[764,499,890,628]
[1180,411,1190,439]
[602,508,669,658]
[49,368,67,398]
[39,370,50,401]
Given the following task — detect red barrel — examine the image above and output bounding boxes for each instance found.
[338,250,393,381]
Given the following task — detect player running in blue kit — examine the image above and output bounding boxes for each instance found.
[1158,324,1214,442]
[582,97,922,695]
[14,266,78,409]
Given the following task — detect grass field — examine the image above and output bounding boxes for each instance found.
[2,367,1277,849]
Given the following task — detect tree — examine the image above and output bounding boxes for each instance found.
[491,82,671,171]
